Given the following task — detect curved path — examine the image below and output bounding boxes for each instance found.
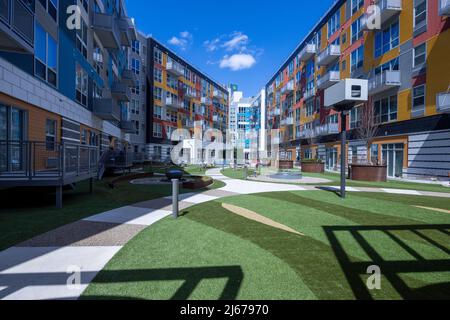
[0,168,449,300]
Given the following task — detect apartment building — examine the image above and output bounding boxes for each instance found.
[146,38,229,162]
[0,0,139,197]
[266,0,450,179]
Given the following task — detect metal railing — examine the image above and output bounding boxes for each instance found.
[0,141,99,182]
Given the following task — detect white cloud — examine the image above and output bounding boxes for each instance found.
[204,38,221,52]
[219,54,256,71]
[222,32,248,51]
[167,31,193,51]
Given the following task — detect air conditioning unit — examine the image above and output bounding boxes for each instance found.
[324,79,368,111]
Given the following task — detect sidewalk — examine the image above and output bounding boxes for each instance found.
[0,168,449,300]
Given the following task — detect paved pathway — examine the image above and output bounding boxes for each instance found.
[0,168,449,300]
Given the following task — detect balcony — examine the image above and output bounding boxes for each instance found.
[165,96,180,110]
[267,85,274,96]
[440,0,450,16]
[0,0,34,54]
[166,60,184,77]
[111,82,131,102]
[304,88,316,100]
[118,17,135,47]
[437,92,450,113]
[201,96,212,105]
[183,86,196,98]
[317,71,340,90]
[369,70,401,94]
[281,117,294,126]
[317,123,339,136]
[377,0,402,25]
[93,98,121,121]
[121,120,135,133]
[298,44,317,62]
[92,12,121,49]
[213,89,222,99]
[281,80,295,95]
[121,68,138,87]
[270,108,281,117]
[317,45,340,66]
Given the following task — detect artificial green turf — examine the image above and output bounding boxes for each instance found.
[83,190,450,300]
[221,168,450,193]
[0,176,225,251]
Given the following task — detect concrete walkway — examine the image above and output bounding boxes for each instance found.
[0,168,449,300]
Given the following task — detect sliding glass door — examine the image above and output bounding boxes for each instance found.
[0,105,26,172]
[382,144,404,178]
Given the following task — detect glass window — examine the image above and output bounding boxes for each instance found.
[412,85,425,117]
[76,63,88,106]
[351,45,364,71]
[45,119,56,151]
[34,23,57,86]
[413,43,426,67]
[374,20,399,58]
[414,1,427,28]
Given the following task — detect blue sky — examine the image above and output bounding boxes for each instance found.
[126,0,335,97]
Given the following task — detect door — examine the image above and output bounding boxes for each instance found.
[382,143,404,178]
[0,105,25,172]
[326,148,338,171]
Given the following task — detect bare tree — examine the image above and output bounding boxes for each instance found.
[356,102,379,165]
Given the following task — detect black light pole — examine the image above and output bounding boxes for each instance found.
[340,111,348,199]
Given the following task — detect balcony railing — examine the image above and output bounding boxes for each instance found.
[281,80,295,95]
[317,45,340,66]
[111,82,131,102]
[0,0,34,53]
[165,96,180,110]
[317,123,339,136]
[166,60,184,77]
[213,90,221,99]
[183,86,197,98]
[281,117,294,126]
[0,141,99,186]
[440,0,450,16]
[121,68,138,87]
[362,0,402,30]
[437,92,450,113]
[120,120,135,133]
[304,88,316,100]
[317,71,340,90]
[369,70,401,94]
[93,98,121,121]
[118,16,137,46]
[92,12,121,49]
[201,96,212,105]
[298,44,317,62]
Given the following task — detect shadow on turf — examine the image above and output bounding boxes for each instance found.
[324,224,450,300]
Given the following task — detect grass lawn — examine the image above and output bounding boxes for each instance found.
[83,190,450,300]
[221,168,255,180]
[221,168,450,193]
[0,175,225,251]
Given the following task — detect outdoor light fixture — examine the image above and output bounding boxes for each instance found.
[324,79,368,198]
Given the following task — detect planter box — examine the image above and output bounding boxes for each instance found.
[350,164,387,182]
[183,176,213,189]
[277,160,294,170]
[301,162,325,173]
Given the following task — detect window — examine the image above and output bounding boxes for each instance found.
[288,61,294,76]
[45,119,56,151]
[79,0,88,12]
[412,85,425,117]
[132,58,140,75]
[327,114,338,124]
[350,106,361,129]
[306,99,315,117]
[153,145,162,159]
[153,68,162,83]
[75,63,88,106]
[351,17,363,44]
[414,0,427,29]
[132,40,140,54]
[154,105,162,119]
[374,57,399,75]
[76,19,88,58]
[352,0,364,14]
[351,45,364,71]
[131,80,140,95]
[328,10,340,38]
[34,23,57,86]
[81,129,87,145]
[413,43,426,68]
[38,0,58,21]
[153,86,162,101]
[374,20,399,58]
[374,95,398,124]
[154,48,162,64]
[93,40,103,74]
[153,123,162,138]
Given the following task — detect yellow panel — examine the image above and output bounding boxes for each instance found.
[397,89,411,121]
